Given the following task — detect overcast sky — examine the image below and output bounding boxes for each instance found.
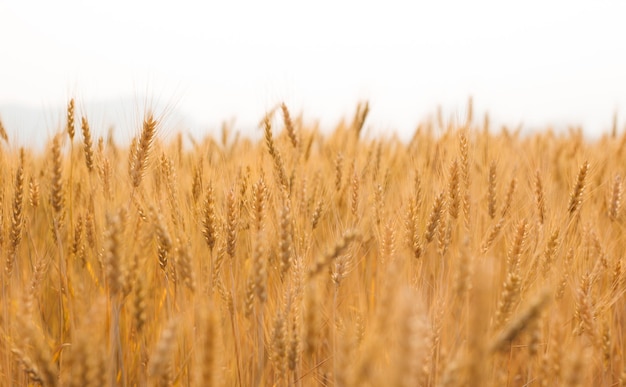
[1,0,626,144]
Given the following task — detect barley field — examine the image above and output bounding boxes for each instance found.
[0,99,625,386]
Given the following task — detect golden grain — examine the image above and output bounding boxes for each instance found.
[0,117,8,142]
[66,98,75,141]
[129,115,157,188]
[1,102,625,386]
[6,149,24,274]
[568,160,589,214]
[80,117,94,172]
[487,160,497,219]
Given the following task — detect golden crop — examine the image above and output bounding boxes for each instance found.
[0,99,624,386]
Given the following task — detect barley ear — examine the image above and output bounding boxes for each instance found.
[81,116,94,172]
[534,170,546,225]
[568,161,589,214]
[609,174,622,221]
[353,100,369,136]
[195,307,218,386]
[424,191,446,243]
[0,117,8,143]
[50,134,64,218]
[149,319,178,386]
[491,291,550,352]
[281,102,299,148]
[226,187,238,259]
[448,159,460,219]
[202,182,218,251]
[6,149,25,275]
[66,98,75,140]
[487,161,497,219]
[129,114,157,188]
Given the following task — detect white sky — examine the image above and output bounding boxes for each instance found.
[1,0,626,144]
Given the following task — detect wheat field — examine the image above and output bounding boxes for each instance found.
[0,99,625,386]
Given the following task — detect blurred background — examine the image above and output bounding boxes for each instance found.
[1,0,626,147]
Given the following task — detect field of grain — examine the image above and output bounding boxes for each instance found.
[0,99,625,386]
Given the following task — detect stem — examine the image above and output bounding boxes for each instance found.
[229,264,244,387]
[53,216,71,368]
[1,275,13,381]
[68,141,74,234]
[332,285,338,385]
[255,305,265,387]
[110,299,126,387]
